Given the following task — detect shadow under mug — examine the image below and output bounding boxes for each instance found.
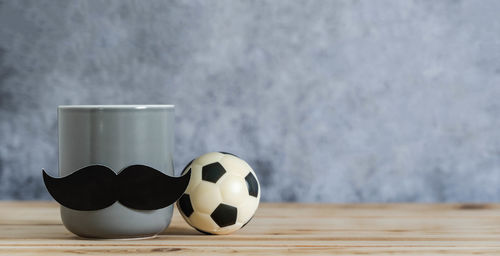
[58,105,175,238]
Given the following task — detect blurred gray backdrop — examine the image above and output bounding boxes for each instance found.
[1,0,500,202]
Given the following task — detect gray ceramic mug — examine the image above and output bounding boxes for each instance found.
[58,105,175,238]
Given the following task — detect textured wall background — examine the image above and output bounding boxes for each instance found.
[1,0,500,202]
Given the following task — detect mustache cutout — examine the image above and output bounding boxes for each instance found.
[42,165,191,211]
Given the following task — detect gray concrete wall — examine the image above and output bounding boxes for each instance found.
[1,0,500,202]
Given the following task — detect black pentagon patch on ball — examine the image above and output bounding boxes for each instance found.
[242,216,254,228]
[194,227,215,235]
[219,151,239,157]
[202,162,226,183]
[245,172,259,197]
[178,194,194,217]
[210,203,237,227]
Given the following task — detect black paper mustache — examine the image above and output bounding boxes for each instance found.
[42,165,191,211]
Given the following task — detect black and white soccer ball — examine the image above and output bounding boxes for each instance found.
[177,152,260,235]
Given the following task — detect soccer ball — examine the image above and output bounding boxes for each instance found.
[176,152,260,235]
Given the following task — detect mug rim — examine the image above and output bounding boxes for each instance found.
[58,105,175,110]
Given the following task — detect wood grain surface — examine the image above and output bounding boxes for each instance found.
[0,202,499,255]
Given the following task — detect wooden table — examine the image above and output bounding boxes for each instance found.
[0,202,499,255]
